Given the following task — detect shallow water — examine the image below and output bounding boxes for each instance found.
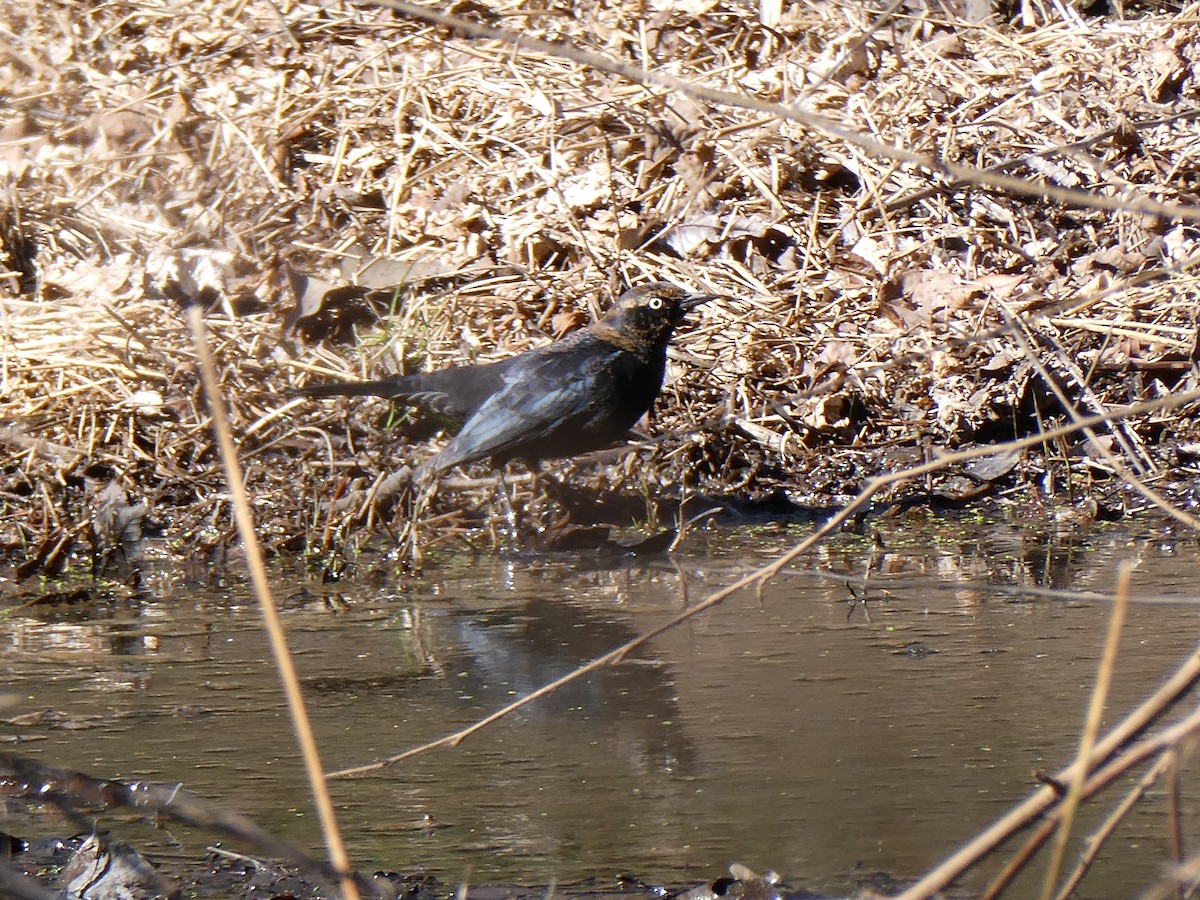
[3,514,1200,897]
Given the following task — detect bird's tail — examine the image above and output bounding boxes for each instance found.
[294,379,400,399]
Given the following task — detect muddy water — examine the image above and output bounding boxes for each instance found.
[4,516,1200,897]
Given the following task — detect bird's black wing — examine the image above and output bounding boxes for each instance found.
[426,342,622,472]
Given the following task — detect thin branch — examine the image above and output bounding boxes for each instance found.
[187,306,359,900]
[1052,755,1172,900]
[1039,560,1132,900]
[330,385,1200,778]
[984,706,1200,900]
[896,661,1200,898]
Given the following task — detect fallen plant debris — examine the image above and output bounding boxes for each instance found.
[4,0,1200,577]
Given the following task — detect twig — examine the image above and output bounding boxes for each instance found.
[1166,749,1185,900]
[0,751,355,891]
[1145,842,1200,900]
[187,306,359,900]
[984,706,1200,900]
[1039,559,1132,900]
[896,657,1200,899]
[330,386,1200,778]
[1051,754,1172,900]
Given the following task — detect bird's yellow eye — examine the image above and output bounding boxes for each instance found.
[648,297,664,310]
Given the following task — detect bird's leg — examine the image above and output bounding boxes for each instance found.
[526,465,545,523]
[494,465,520,544]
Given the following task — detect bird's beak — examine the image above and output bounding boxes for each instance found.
[682,292,719,311]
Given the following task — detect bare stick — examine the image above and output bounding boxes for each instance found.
[1145,818,1200,899]
[986,705,1200,899]
[982,814,1056,900]
[896,652,1200,899]
[1039,560,1132,900]
[1166,749,1185,900]
[329,386,1200,778]
[1052,754,1172,900]
[187,306,359,900]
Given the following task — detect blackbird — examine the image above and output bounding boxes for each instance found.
[299,282,713,480]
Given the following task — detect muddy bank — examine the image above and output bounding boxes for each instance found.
[6,831,841,900]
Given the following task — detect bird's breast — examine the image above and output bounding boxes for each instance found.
[605,348,668,421]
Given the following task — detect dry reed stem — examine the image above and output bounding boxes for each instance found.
[898,649,1200,898]
[1050,753,1174,900]
[979,703,1200,900]
[1038,559,1132,900]
[327,385,1200,778]
[187,306,359,900]
[1145,803,1200,899]
[1166,748,1186,899]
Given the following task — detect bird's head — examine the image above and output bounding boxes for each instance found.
[590,282,715,353]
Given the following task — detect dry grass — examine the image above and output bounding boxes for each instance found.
[3,0,1200,574]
